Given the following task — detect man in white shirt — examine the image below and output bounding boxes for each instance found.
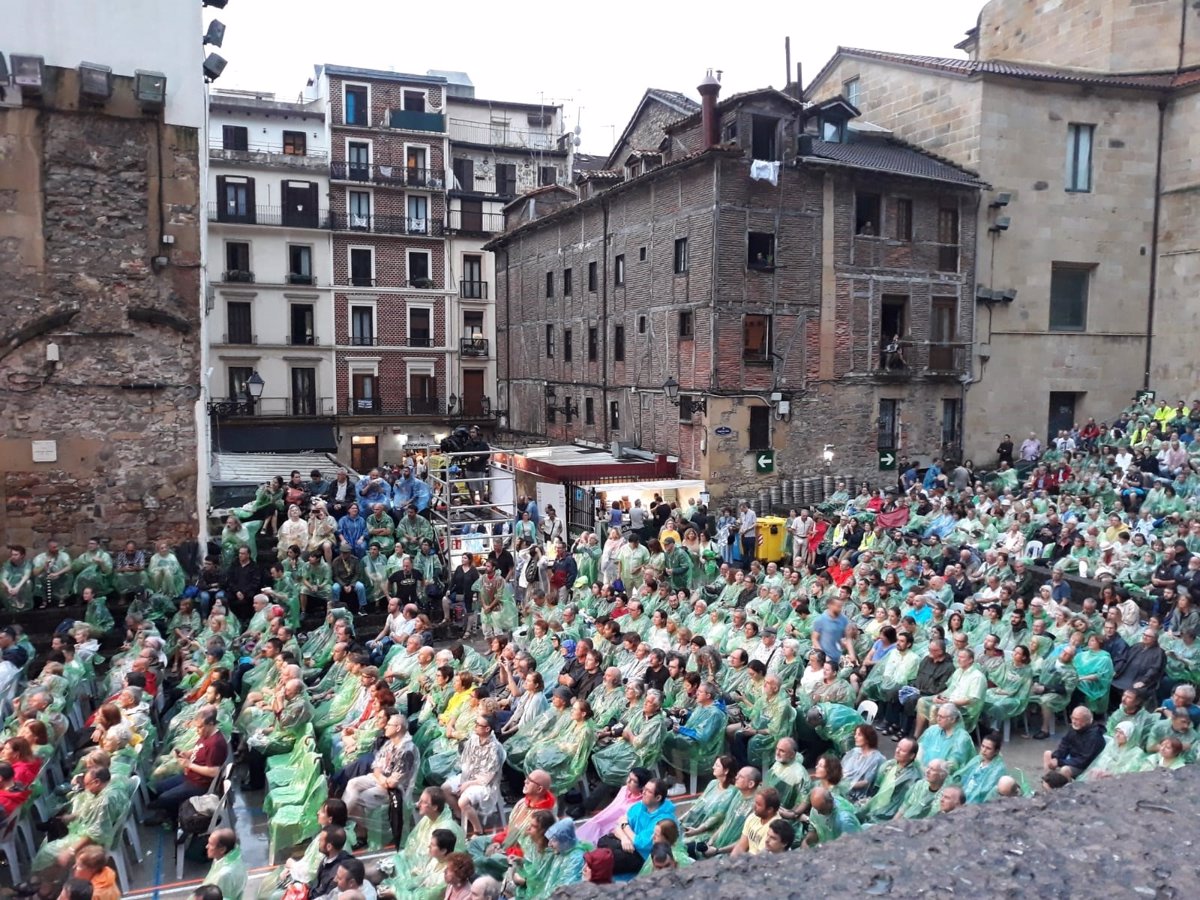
[738,503,758,572]
[790,509,814,565]
[541,506,565,545]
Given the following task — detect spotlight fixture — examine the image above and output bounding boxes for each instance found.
[10,54,45,93]
[204,20,226,47]
[78,62,113,102]
[134,70,167,110]
[203,53,227,82]
[988,192,1011,209]
[988,216,1011,233]
[1000,288,1017,303]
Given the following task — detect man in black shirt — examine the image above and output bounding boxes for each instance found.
[387,557,424,608]
[1044,707,1105,779]
[308,827,353,898]
[223,545,261,618]
[487,538,514,580]
[880,639,953,737]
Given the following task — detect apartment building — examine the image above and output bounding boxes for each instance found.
[206,89,335,444]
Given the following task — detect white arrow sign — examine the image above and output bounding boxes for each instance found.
[880,452,895,467]
[758,454,772,468]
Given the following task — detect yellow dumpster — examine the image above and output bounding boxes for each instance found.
[756,516,788,562]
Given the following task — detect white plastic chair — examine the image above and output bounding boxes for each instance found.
[856,699,879,724]
[1023,540,1044,560]
[0,812,25,884]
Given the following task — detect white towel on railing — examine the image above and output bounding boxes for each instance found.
[351,215,368,229]
[750,159,781,185]
[379,166,393,179]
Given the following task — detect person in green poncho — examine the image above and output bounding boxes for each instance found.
[897,758,949,819]
[523,699,597,794]
[366,502,398,556]
[0,545,33,613]
[663,681,728,781]
[953,732,1010,803]
[384,827,458,900]
[592,689,668,786]
[916,703,975,775]
[1031,646,1081,739]
[1075,633,1116,713]
[476,561,518,638]
[234,476,285,535]
[1079,720,1151,781]
[857,736,920,823]
[802,785,861,846]
[32,766,121,877]
[397,504,436,556]
[980,645,1034,732]
[805,701,864,754]
[662,536,693,592]
[387,787,466,893]
[79,586,115,635]
[146,540,186,598]
[201,828,248,900]
[72,538,114,599]
[32,540,73,609]
[763,738,810,810]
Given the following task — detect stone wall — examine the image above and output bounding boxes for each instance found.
[558,765,1200,898]
[976,0,1200,73]
[0,71,202,550]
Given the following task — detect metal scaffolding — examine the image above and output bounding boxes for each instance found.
[428,447,518,562]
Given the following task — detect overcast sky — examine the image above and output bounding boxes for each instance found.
[206,0,977,153]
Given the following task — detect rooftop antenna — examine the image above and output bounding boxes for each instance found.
[785,36,791,87]
[715,69,723,82]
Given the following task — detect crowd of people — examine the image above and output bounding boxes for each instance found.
[1,395,1199,899]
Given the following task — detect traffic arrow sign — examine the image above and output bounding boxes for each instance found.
[755,451,775,474]
[879,450,897,470]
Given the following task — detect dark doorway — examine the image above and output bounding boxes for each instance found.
[1047,392,1078,443]
[282,181,319,228]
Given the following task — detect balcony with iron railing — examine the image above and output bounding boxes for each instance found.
[328,212,443,236]
[329,161,445,190]
[874,341,969,377]
[209,140,329,171]
[459,279,489,300]
[460,336,489,358]
[344,397,447,416]
[448,118,557,150]
[220,332,256,345]
[208,203,330,229]
[209,396,338,418]
[221,269,255,283]
[387,109,447,133]
[445,209,507,235]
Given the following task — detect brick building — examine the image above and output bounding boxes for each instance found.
[806,0,1200,461]
[489,76,981,498]
[2,3,206,550]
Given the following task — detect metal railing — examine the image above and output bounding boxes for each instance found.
[460,337,489,358]
[209,396,336,418]
[221,270,254,283]
[409,336,433,348]
[209,142,328,170]
[330,161,445,189]
[222,332,255,345]
[348,276,376,287]
[208,203,329,229]
[388,109,446,133]
[328,212,444,236]
[350,335,375,346]
[459,280,489,299]
[445,209,507,234]
[287,273,316,285]
[448,118,557,150]
[287,334,319,346]
[345,397,448,416]
[408,398,444,415]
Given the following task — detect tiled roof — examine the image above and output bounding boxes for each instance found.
[809,47,1200,94]
[577,169,624,181]
[666,87,803,133]
[645,88,700,115]
[807,137,986,187]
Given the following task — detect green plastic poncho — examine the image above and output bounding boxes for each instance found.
[32,550,74,604]
[916,722,975,775]
[765,758,811,811]
[476,572,518,635]
[954,753,1009,803]
[524,718,597,795]
[72,549,114,598]
[856,759,920,823]
[202,846,248,900]
[981,660,1034,725]
[592,710,668,786]
[146,550,186,598]
[32,784,121,873]
[0,558,33,612]
[1074,648,1116,713]
[663,702,728,779]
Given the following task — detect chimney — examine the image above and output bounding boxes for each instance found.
[698,69,722,149]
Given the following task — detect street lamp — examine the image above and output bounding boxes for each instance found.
[823,444,835,467]
[246,370,265,401]
[664,377,680,405]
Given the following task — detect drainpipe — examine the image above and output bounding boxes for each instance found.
[500,247,513,426]
[602,200,611,433]
[1143,99,1166,390]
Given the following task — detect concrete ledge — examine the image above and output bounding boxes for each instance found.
[557,766,1200,898]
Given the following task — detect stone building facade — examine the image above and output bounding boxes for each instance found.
[807,0,1200,462]
[0,69,203,549]
[489,82,980,498]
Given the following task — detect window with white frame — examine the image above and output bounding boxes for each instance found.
[1066,123,1095,193]
[407,250,432,287]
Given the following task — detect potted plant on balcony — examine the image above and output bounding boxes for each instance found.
[411,277,435,289]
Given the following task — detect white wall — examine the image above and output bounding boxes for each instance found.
[6,0,206,127]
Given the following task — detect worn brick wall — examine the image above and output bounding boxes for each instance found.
[0,79,201,550]
[496,99,977,501]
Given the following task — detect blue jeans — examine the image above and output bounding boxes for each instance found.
[336,581,367,610]
[153,773,208,817]
[199,589,225,618]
